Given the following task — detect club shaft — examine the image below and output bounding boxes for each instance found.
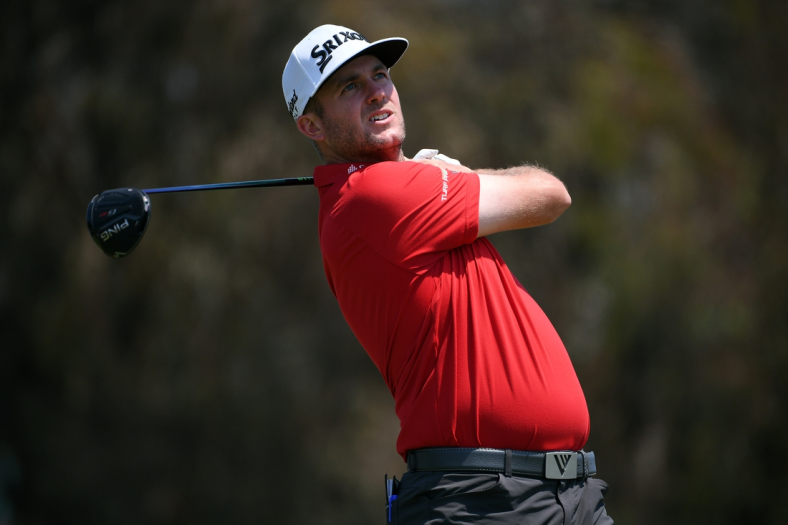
[142,177,314,194]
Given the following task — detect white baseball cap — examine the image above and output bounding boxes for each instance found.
[282,24,408,121]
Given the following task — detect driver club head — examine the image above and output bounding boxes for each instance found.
[87,188,151,258]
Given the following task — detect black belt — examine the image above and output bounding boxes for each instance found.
[407,448,596,480]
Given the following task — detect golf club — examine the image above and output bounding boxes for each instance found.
[86,176,313,258]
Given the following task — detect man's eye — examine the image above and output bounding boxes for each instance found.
[344,83,355,91]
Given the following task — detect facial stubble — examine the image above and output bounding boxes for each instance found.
[322,109,407,163]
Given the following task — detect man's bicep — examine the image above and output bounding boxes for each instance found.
[477,170,571,238]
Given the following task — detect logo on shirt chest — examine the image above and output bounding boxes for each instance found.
[440,168,449,201]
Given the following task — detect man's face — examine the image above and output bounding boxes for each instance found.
[304,55,406,164]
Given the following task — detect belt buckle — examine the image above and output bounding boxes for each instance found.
[545,452,578,479]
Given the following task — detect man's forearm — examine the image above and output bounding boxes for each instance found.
[409,157,569,235]
[476,163,570,237]
[476,163,553,177]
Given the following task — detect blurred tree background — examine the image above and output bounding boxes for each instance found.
[1,0,786,523]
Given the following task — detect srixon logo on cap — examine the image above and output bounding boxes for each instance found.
[288,90,299,119]
[311,31,368,73]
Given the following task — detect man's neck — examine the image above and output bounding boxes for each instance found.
[323,146,405,165]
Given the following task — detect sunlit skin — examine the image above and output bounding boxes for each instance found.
[296,55,407,164]
[296,54,570,238]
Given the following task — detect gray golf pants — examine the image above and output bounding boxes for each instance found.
[389,471,614,524]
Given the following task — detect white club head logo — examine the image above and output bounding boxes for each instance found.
[100,219,130,243]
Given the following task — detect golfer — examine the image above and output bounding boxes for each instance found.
[283,25,613,524]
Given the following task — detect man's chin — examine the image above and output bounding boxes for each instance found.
[370,128,406,150]
[360,145,403,163]
[351,133,400,160]
[324,126,406,163]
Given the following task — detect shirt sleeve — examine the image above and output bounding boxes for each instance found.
[330,161,480,272]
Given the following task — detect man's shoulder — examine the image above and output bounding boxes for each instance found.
[339,161,441,201]
[363,160,437,175]
[318,161,450,219]
[314,160,431,188]
[349,160,441,187]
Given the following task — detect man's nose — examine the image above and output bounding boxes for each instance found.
[365,80,387,104]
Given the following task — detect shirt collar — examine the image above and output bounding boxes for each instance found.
[313,162,371,187]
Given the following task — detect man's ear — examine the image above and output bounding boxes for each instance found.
[296,113,325,141]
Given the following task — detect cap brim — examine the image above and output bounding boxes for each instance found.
[308,37,409,102]
[361,37,409,69]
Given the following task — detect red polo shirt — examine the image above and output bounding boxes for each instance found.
[314,160,589,460]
